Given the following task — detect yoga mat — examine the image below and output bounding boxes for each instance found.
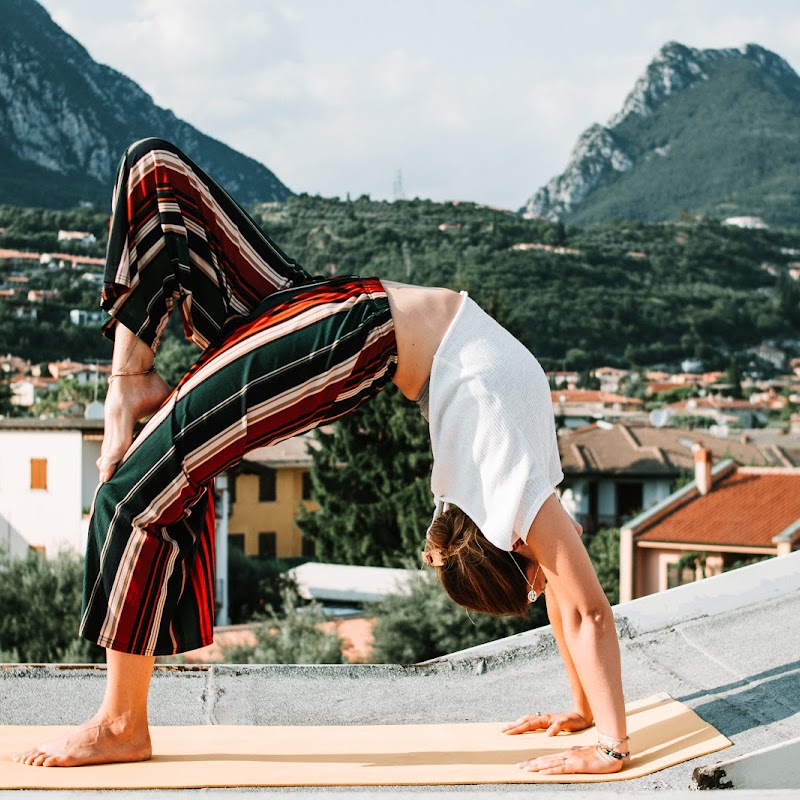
[1,693,730,788]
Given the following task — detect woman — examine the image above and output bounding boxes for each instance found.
[14,139,628,774]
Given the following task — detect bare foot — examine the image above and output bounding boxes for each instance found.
[98,371,172,482]
[13,714,152,768]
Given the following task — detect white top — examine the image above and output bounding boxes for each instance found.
[427,293,563,551]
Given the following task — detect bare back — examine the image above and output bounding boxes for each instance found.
[382,281,464,401]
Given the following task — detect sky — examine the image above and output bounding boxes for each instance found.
[37,0,800,209]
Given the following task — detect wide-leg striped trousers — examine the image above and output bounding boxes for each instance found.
[80,139,398,656]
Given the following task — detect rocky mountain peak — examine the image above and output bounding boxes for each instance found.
[524,42,800,224]
[0,0,291,208]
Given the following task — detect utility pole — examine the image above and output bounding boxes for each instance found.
[214,473,231,627]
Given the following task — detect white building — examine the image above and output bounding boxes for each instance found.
[57,230,97,246]
[0,419,103,556]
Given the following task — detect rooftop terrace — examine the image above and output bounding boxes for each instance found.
[2,551,799,798]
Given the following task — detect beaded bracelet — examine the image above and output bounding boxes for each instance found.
[596,732,630,762]
[597,744,629,761]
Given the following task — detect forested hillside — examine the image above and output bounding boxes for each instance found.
[1,197,798,370]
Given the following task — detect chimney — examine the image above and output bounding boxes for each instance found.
[693,445,712,495]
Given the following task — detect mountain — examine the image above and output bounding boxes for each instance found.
[525,42,800,228]
[0,0,291,209]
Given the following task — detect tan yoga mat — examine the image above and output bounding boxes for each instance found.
[1,693,730,788]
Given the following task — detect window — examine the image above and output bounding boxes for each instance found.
[30,458,47,490]
[228,533,245,553]
[302,471,313,500]
[228,474,237,505]
[666,562,696,590]
[258,469,276,502]
[258,532,277,560]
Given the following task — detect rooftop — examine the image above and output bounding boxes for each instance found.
[635,466,800,548]
[558,422,800,475]
[2,551,799,797]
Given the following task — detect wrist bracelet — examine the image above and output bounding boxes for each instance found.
[596,744,630,762]
[108,366,158,384]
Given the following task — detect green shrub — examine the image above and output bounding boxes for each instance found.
[0,549,103,663]
[370,568,548,664]
[226,548,302,624]
[220,587,343,664]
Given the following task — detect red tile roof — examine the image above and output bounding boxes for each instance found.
[637,468,800,548]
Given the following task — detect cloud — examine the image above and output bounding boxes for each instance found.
[39,0,800,208]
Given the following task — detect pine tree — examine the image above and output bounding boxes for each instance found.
[0,373,13,417]
[297,384,432,567]
[725,356,744,400]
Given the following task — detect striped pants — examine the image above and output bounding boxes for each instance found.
[80,139,398,656]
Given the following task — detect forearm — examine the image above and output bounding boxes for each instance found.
[559,600,626,741]
[545,587,593,722]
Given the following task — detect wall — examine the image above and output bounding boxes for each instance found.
[0,430,84,554]
[227,468,316,558]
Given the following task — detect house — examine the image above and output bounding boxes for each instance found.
[663,396,768,429]
[47,359,110,385]
[557,422,798,535]
[619,449,800,601]
[27,289,60,303]
[69,309,105,326]
[594,366,629,394]
[226,433,319,559]
[0,419,105,555]
[552,390,645,429]
[57,230,97,246]
[9,376,56,407]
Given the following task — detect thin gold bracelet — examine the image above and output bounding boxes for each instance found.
[107,365,158,384]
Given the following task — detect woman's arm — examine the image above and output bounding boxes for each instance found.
[517,494,628,774]
[501,577,594,737]
[546,583,594,723]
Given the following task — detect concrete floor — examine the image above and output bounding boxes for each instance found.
[2,553,799,796]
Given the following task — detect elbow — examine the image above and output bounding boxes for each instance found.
[569,599,615,633]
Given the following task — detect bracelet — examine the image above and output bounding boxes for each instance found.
[107,365,158,384]
[597,744,630,762]
[596,732,630,762]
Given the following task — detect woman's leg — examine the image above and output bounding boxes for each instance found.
[99,137,312,482]
[83,277,397,658]
[15,278,397,768]
[14,650,155,767]
[99,324,170,482]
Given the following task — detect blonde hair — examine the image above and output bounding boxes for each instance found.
[424,506,529,617]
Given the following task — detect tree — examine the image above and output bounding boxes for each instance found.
[370,568,548,663]
[725,356,744,400]
[0,373,14,417]
[0,549,104,663]
[226,547,299,624]
[586,528,620,605]
[297,384,432,567]
[219,587,343,664]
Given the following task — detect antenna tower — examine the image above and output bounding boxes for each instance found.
[392,169,405,201]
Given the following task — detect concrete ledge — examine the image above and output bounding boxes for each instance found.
[693,735,800,790]
[431,550,800,664]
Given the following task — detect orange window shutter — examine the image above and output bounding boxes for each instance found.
[30,458,47,490]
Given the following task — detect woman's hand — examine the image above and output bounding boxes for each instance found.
[502,710,592,737]
[518,744,627,775]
